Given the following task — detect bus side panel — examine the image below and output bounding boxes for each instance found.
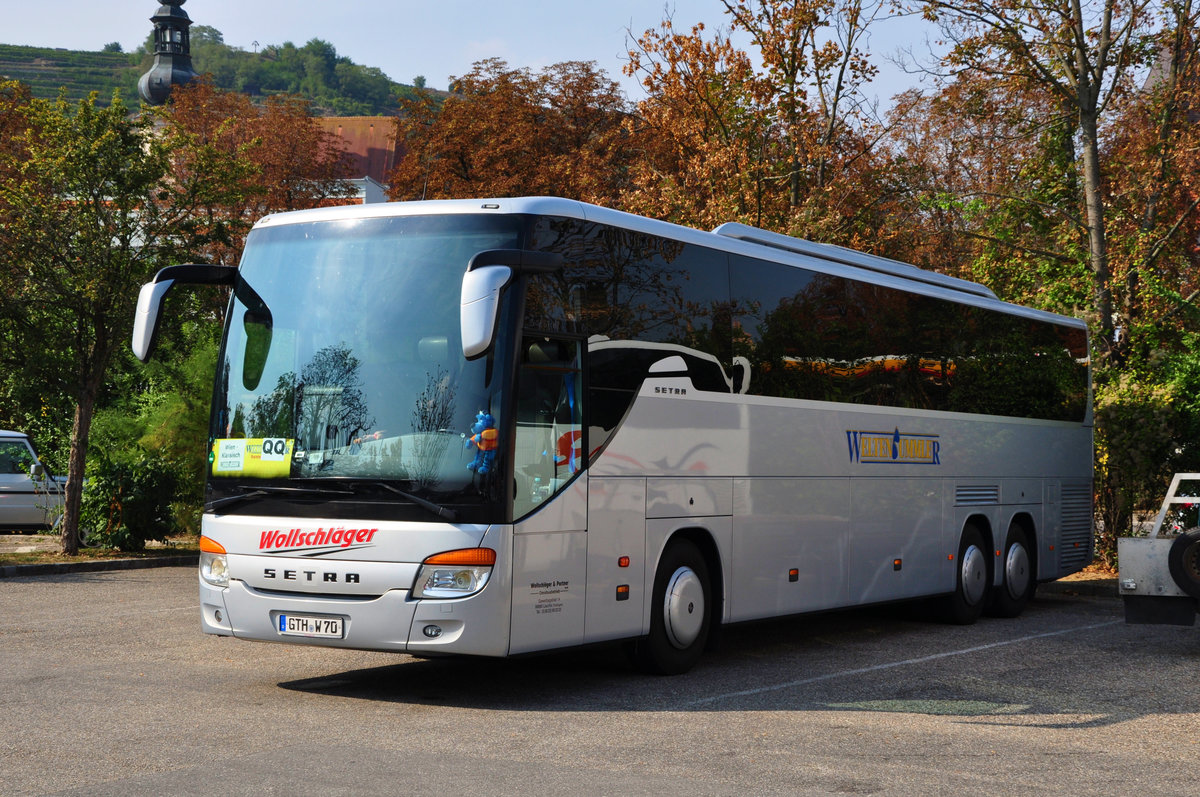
[730,477,849,622]
[510,476,588,655]
[848,478,945,604]
[1053,479,1095,577]
[508,531,587,654]
[585,477,647,643]
[1041,481,1061,579]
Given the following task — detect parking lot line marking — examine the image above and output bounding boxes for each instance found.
[683,619,1123,707]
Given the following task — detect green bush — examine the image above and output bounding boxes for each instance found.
[1093,347,1200,566]
[79,452,180,551]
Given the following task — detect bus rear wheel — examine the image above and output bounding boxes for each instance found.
[633,540,711,675]
[987,526,1034,618]
[941,524,989,625]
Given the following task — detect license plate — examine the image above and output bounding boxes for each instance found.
[277,613,343,638]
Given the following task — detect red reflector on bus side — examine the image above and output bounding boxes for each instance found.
[422,548,497,566]
[199,535,226,554]
[618,556,630,568]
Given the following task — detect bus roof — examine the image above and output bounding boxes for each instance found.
[710,222,998,300]
[251,197,1081,329]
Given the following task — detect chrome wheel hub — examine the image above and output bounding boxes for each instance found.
[961,544,988,606]
[663,566,705,650]
[1004,542,1031,600]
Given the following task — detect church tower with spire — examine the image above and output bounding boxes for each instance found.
[137,0,199,105]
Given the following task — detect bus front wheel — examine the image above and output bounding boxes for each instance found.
[941,524,989,625]
[633,540,711,675]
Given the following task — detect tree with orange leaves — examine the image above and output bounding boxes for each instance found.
[718,0,881,204]
[621,19,777,230]
[159,81,355,267]
[623,1,896,250]
[1102,2,1200,358]
[883,76,1090,304]
[388,58,630,204]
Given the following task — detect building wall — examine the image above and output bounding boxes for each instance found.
[317,116,405,186]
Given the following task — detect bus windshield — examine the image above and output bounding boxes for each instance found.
[209,214,523,515]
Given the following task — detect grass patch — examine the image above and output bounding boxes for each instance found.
[0,534,199,567]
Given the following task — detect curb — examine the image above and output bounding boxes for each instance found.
[0,554,198,579]
[1040,578,1118,599]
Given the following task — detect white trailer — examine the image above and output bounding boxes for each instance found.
[1119,473,1200,625]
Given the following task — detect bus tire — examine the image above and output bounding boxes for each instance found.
[941,524,989,625]
[1167,528,1200,600]
[987,525,1034,618]
[633,540,711,675]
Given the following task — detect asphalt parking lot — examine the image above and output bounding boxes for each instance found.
[1,562,1195,796]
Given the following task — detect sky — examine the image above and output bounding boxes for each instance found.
[0,0,942,104]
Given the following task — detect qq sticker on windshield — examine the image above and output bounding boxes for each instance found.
[211,438,293,478]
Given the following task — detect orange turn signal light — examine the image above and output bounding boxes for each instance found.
[422,548,497,566]
[199,535,226,554]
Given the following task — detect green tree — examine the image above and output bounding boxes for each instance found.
[0,91,231,553]
[916,0,1155,356]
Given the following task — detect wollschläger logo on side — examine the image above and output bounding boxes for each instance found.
[846,429,941,465]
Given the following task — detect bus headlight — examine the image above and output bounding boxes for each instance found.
[412,548,495,599]
[199,536,229,587]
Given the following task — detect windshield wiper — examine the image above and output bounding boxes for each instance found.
[353,481,459,522]
[206,482,460,522]
[205,484,355,512]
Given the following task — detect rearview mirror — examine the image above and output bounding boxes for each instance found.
[132,264,237,362]
[460,249,563,359]
[242,306,273,391]
[460,265,513,359]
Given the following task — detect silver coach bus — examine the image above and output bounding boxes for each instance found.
[133,197,1093,674]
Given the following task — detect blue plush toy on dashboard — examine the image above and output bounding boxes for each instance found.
[465,411,498,474]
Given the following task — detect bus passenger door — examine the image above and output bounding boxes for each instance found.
[509,489,588,655]
[508,335,589,655]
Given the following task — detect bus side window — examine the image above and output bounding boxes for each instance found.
[513,336,583,519]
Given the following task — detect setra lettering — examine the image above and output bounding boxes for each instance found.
[263,567,360,583]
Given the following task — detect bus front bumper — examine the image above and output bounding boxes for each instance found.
[199,576,511,656]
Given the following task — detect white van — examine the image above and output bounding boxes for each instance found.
[0,430,65,531]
